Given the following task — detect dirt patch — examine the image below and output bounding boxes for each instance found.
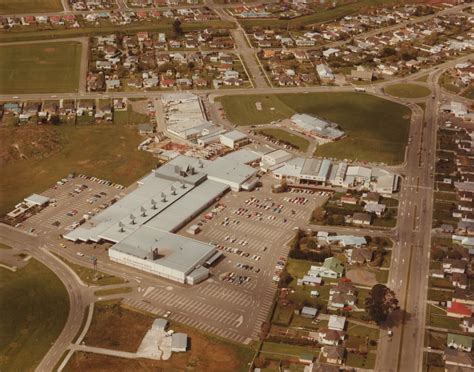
[346,268,377,287]
[70,301,252,372]
[43,47,56,52]
[0,126,61,165]
[83,300,153,353]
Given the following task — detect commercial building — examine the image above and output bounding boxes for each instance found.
[219,130,249,149]
[290,113,345,142]
[162,93,223,142]
[269,156,399,194]
[65,154,261,284]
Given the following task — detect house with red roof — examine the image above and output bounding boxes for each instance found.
[447,301,473,319]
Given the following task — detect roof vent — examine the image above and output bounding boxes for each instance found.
[141,206,147,217]
[171,185,176,195]
[161,192,167,202]
[130,214,136,224]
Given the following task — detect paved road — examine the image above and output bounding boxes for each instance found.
[374,67,443,372]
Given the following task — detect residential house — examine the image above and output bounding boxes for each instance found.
[318,329,346,346]
[444,347,474,369]
[352,212,372,225]
[309,257,344,279]
[447,333,473,352]
[346,248,373,265]
[328,315,346,331]
[321,346,345,365]
[443,259,467,274]
[447,301,473,319]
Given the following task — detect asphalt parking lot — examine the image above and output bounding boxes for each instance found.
[19,173,328,345]
[22,175,126,237]
[139,177,329,343]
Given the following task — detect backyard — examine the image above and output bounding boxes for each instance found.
[0,41,82,94]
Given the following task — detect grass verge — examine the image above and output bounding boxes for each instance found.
[0,259,69,372]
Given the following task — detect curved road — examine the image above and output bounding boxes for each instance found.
[0,224,93,372]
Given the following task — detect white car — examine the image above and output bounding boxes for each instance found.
[76,252,84,257]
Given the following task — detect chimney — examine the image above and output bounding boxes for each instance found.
[152,248,159,260]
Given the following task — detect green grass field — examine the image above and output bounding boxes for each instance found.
[257,128,310,151]
[218,93,411,164]
[241,0,402,29]
[385,84,431,99]
[0,42,82,94]
[0,0,63,14]
[0,259,69,372]
[0,125,158,215]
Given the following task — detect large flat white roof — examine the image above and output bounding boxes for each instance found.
[110,226,215,274]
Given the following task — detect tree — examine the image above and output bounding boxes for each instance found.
[50,115,61,125]
[172,18,183,37]
[365,284,398,324]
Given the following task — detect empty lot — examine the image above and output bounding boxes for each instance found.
[0,41,82,94]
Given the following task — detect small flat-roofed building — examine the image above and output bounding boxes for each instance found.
[171,333,188,352]
[301,306,318,318]
[24,194,50,207]
[219,130,249,149]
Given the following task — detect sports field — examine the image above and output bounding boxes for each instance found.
[0,41,82,94]
[0,125,158,215]
[0,0,63,14]
[218,93,411,164]
[0,259,69,371]
[385,83,431,99]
